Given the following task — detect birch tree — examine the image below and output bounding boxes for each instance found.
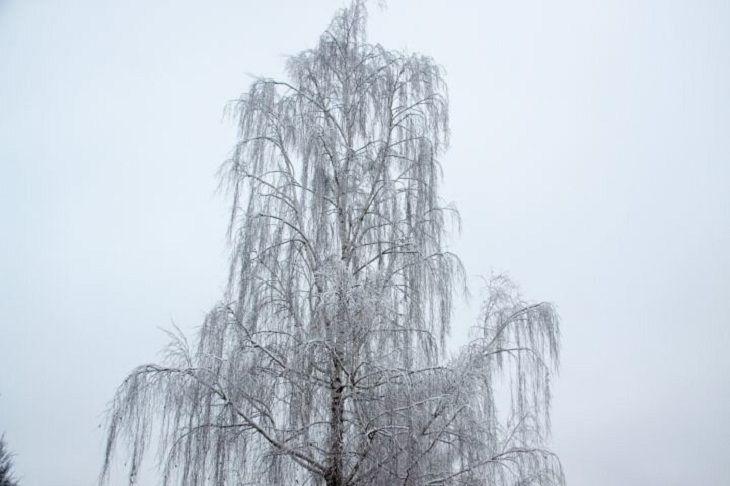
[102,2,563,485]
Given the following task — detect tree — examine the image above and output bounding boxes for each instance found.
[101,2,563,485]
[0,435,19,486]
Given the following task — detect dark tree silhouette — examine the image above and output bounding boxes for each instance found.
[0,435,18,486]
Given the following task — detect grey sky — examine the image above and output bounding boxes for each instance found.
[1,1,729,485]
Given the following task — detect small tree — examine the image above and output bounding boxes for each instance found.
[0,435,19,486]
[102,2,563,485]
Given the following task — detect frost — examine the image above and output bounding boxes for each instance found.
[101,2,563,485]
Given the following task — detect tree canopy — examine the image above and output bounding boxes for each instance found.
[102,2,563,485]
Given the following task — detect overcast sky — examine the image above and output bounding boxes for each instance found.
[2,1,729,485]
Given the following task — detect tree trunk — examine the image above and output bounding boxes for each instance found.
[326,353,345,486]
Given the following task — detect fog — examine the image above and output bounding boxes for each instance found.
[1,1,729,484]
